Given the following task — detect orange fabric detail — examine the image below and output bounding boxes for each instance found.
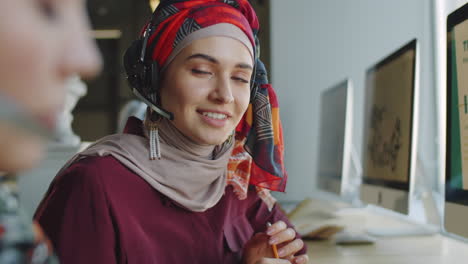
[271,108,280,145]
[227,139,252,200]
[245,104,253,126]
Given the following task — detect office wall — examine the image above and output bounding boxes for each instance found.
[270,0,437,202]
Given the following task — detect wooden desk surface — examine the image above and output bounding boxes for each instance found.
[306,233,468,264]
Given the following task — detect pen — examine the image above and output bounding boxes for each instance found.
[267,222,280,259]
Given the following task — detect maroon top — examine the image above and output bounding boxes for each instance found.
[34,118,305,263]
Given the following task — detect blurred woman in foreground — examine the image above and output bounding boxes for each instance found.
[0,0,101,262]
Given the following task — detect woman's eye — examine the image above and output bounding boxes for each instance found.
[37,0,58,20]
[232,76,249,84]
[191,69,212,75]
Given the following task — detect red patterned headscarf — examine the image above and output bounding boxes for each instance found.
[145,0,258,69]
[140,0,287,195]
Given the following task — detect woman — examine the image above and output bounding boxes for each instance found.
[0,0,101,263]
[35,0,308,263]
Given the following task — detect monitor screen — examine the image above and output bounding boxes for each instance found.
[316,80,353,197]
[445,2,468,239]
[361,39,417,214]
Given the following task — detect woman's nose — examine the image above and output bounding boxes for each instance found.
[60,13,102,80]
[210,75,234,104]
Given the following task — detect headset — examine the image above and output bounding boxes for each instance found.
[124,25,173,120]
[124,21,261,121]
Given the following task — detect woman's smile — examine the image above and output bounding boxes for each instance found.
[197,109,232,128]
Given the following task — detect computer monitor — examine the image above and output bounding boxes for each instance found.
[316,79,353,198]
[360,39,418,215]
[445,2,468,239]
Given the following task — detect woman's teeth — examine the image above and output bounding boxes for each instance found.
[202,112,227,120]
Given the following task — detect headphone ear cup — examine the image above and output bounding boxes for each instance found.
[124,39,146,90]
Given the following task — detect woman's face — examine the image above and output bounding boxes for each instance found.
[161,36,253,145]
[0,0,101,172]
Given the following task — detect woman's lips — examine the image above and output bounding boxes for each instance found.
[197,110,230,128]
[197,108,232,117]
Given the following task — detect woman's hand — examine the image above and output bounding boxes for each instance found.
[242,221,309,264]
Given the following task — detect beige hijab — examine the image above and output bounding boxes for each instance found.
[58,118,234,212]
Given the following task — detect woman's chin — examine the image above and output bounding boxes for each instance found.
[194,134,232,146]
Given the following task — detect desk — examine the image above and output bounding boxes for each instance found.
[285,199,468,264]
[306,233,468,263]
